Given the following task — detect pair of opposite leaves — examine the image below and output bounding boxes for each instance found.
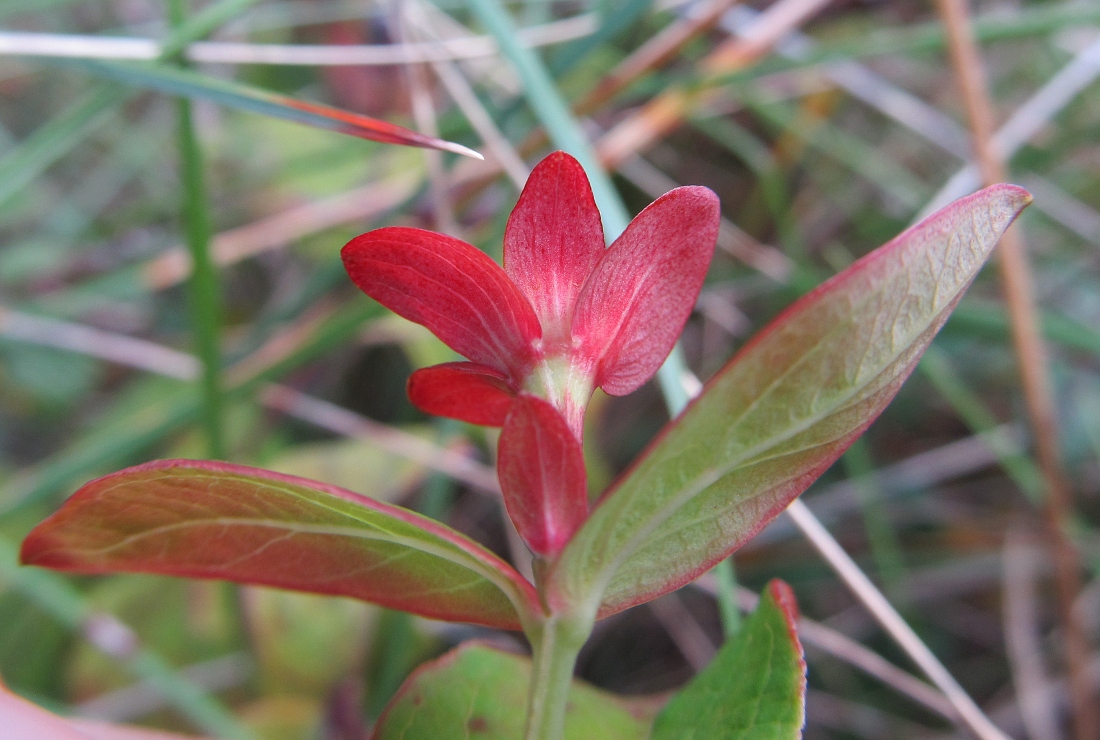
[21,152,1031,634]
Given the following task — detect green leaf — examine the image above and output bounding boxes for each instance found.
[21,460,539,631]
[652,581,806,739]
[548,185,1031,619]
[372,643,658,739]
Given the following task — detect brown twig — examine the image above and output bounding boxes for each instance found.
[933,0,1098,736]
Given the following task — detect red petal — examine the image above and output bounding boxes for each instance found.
[497,395,588,557]
[573,186,719,396]
[504,152,605,342]
[342,227,541,376]
[407,362,515,427]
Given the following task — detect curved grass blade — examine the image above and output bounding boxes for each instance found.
[549,184,1031,619]
[21,460,539,631]
[652,580,806,739]
[372,643,656,740]
[52,59,482,159]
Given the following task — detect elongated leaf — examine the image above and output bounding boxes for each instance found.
[498,395,588,556]
[504,151,605,341]
[372,643,657,740]
[342,227,542,377]
[407,362,515,427]
[21,460,539,630]
[549,185,1031,618]
[573,186,720,396]
[56,59,481,158]
[652,581,806,739]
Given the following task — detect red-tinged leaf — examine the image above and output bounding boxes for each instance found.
[573,186,720,396]
[652,581,806,739]
[277,95,481,158]
[504,151,605,342]
[0,679,206,739]
[21,460,540,631]
[59,59,482,159]
[498,395,588,557]
[372,643,657,739]
[342,227,542,377]
[407,362,515,427]
[549,185,1031,619]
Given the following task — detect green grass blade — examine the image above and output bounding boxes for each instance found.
[170,0,226,460]
[0,85,127,211]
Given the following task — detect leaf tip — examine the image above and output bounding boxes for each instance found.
[437,140,484,160]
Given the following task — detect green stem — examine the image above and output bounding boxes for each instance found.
[524,615,591,740]
[713,556,741,638]
[170,0,225,459]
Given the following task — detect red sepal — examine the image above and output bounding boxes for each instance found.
[342,227,541,376]
[407,362,515,427]
[573,186,720,395]
[504,151,605,342]
[497,395,588,557]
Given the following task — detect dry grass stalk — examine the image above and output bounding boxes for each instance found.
[933,0,1098,736]
[595,0,836,169]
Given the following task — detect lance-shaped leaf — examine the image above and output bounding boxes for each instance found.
[372,643,657,740]
[51,58,481,159]
[342,227,542,377]
[504,151,605,341]
[549,185,1031,618]
[21,460,540,631]
[573,186,720,396]
[498,395,588,556]
[652,580,806,739]
[407,362,515,427]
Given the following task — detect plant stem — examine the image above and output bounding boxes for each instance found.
[933,0,1097,735]
[523,614,591,740]
[169,0,225,459]
[712,556,741,638]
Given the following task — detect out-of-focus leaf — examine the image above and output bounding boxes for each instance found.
[242,586,375,697]
[58,59,481,159]
[21,460,540,630]
[549,185,1031,619]
[652,581,806,739]
[67,576,237,703]
[0,676,208,739]
[0,343,101,405]
[264,436,424,503]
[236,695,320,740]
[371,643,658,739]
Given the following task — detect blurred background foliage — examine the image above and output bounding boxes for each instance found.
[0,0,1098,738]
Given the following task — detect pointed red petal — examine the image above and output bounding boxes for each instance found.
[342,227,541,376]
[407,362,516,427]
[504,152,605,341]
[497,395,588,557]
[573,186,720,396]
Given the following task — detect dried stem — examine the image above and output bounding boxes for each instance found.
[933,0,1097,735]
[785,499,1009,740]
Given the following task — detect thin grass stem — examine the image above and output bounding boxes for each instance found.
[169,0,225,460]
